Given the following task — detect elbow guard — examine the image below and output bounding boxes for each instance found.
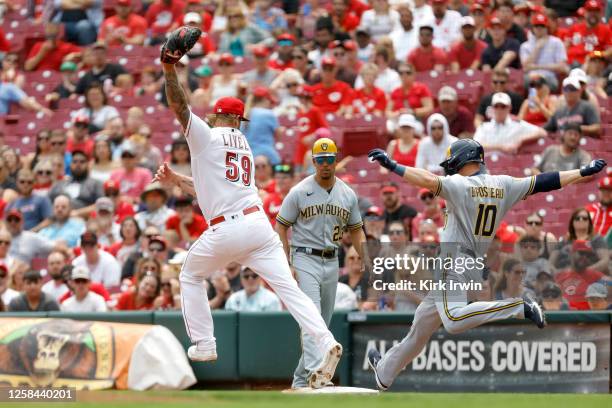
[532,172,561,194]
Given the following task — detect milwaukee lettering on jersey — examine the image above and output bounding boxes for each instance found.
[299,203,351,223]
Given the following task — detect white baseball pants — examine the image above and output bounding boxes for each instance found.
[179,210,337,354]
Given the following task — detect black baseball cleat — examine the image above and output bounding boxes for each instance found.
[367,348,389,391]
[523,294,546,329]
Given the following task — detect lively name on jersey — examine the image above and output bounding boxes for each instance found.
[222,133,251,151]
[299,204,350,223]
[470,186,505,199]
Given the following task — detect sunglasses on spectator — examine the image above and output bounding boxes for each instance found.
[18,180,34,185]
[51,140,66,146]
[526,220,542,226]
[493,104,509,109]
[74,278,89,284]
[81,241,97,247]
[37,170,52,176]
[149,245,164,252]
[399,70,413,76]
[75,123,88,128]
[106,189,119,197]
[573,215,589,221]
[529,80,545,88]
[161,281,171,288]
[286,82,299,88]
[0,240,11,245]
[388,230,404,235]
[38,136,50,142]
[322,66,334,71]
[291,54,305,60]
[242,273,259,280]
[563,85,578,92]
[274,164,292,173]
[6,217,20,223]
[145,234,158,239]
[71,159,88,164]
[229,14,243,19]
[421,193,434,201]
[314,156,336,165]
[492,80,506,85]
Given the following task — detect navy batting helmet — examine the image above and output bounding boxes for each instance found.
[439,139,485,176]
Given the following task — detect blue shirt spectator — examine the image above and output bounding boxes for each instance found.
[251,1,288,33]
[245,92,280,164]
[0,82,26,114]
[39,195,86,247]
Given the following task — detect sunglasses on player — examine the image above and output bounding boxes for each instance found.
[314,156,336,165]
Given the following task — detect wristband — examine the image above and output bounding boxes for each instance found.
[392,164,407,177]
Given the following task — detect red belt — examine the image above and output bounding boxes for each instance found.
[209,206,260,227]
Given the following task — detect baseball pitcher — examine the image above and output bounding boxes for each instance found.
[156,26,342,388]
[275,138,365,389]
[366,139,606,390]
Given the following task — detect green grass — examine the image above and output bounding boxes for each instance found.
[2,390,610,408]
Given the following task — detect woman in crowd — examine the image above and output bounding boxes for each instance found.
[550,208,609,273]
[207,53,240,107]
[584,51,608,100]
[1,147,22,182]
[168,139,192,178]
[115,271,161,311]
[90,136,118,183]
[384,113,420,171]
[518,74,557,126]
[494,258,532,300]
[107,217,141,267]
[290,46,317,84]
[32,159,55,197]
[388,62,434,120]
[74,84,120,133]
[217,7,270,57]
[358,0,400,40]
[254,155,275,196]
[352,63,388,117]
[24,130,52,171]
[269,68,304,116]
[1,52,25,88]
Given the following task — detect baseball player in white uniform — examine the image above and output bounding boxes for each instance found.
[276,138,365,389]
[366,139,606,390]
[156,54,342,388]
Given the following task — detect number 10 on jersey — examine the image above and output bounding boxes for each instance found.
[225,152,253,186]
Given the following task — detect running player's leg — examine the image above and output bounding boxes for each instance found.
[434,274,523,334]
[179,233,229,352]
[375,295,441,388]
[291,253,323,388]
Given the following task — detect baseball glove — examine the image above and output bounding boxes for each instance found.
[160,26,202,64]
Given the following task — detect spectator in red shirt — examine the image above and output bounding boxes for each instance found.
[407,25,447,73]
[268,33,295,71]
[352,62,387,116]
[109,142,153,202]
[294,86,328,168]
[103,180,135,223]
[448,16,487,72]
[564,0,611,65]
[555,240,608,310]
[586,176,612,238]
[181,0,213,32]
[263,163,295,226]
[106,216,140,266]
[388,62,434,120]
[310,56,354,115]
[115,271,161,310]
[165,196,207,243]
[329,0,360,33]
[145,0,186,44]
[385,113,419,169]
[25,23,81,72]
[66,115,94,157]
[98,0,147,46]
[434,85,475,138]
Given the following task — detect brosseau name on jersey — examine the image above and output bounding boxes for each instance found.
[469,186,505,199]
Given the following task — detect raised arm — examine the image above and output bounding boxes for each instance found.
[162,63,190,129]
[528,159,607,196]
[368,149,439,191]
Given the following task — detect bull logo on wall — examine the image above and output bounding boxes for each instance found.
[0,319,114,389]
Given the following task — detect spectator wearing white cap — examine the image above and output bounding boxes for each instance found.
[585,282,609,310]
[568,68,601,111]
[434,86,475,139]
[519,13,568,91]
[61,266,108,312]
[543,76,601,137]
[474,92,546,153]
[448,16,487,72]
[183,12,216,58]
[430,0,462,51]
[383,114,420,173]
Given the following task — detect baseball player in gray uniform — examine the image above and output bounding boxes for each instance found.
[276,137,366,389]
[366,139,606,390]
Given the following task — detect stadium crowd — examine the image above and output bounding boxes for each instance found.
[0,0,610,314]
